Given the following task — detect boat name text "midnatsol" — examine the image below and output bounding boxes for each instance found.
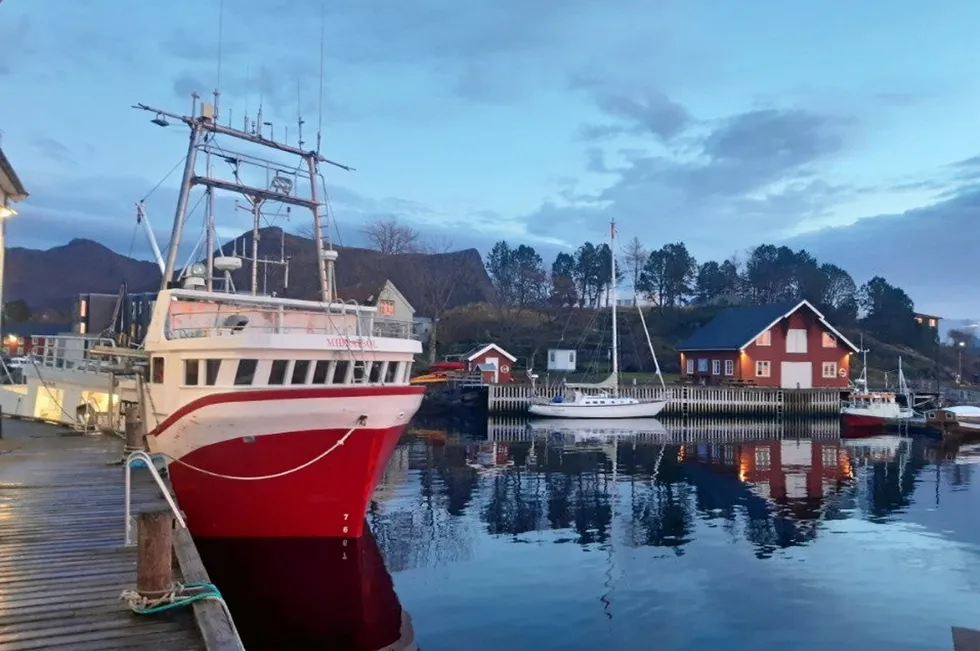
[325,336,377,350]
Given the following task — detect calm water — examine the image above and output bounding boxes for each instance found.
[198,418,980,651]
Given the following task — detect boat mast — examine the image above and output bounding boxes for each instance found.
[610,218,619,393]
[133,99,352,296]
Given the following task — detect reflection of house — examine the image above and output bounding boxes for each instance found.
[677,299,859,388]
[914,312,941,329]
[461,343,517,384]
[465,442,512,473]
[684,440,851,502]
[338,279,415,338]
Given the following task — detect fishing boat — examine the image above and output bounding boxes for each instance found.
[527,219,669,419]
[0,94,425,539]
[840,351,913,436]
[925,405,980,437]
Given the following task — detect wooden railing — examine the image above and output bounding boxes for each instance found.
[487,383,843,415]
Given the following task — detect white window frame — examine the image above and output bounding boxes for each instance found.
[822,361,838,378]
[686,358,694,374]
[711,359,721,375]
[786,329,808,354]
[756,330,772,346]
[724,359,734,376]
[755,360,771,377]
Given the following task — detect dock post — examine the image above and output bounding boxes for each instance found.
[123,404,143,454]
[137,508,174,596]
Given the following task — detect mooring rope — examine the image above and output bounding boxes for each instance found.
[120,581,243,649]
[149,415,367,481]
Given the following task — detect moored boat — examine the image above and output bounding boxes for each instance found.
[1,95,426,539]
[839,352,913,437]
[924,405,980,436]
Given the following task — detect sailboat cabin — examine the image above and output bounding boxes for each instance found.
[676,300,859,389]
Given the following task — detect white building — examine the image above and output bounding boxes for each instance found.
[547,348,577,372]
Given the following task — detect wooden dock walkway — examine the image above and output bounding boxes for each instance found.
[487,383,843,415]
[0,419,222,651]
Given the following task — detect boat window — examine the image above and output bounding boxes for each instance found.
[383,362,398,384]
[205,359,220,386]
[352,362,366,383]
[368,362,383,383]
[292,360,311,385]
[269,360,289,385]
[333,360,350,384]
[152,357,165,384]
[311,360,331,384]
[184,359,199,386]
[234,359,257,385]
[402,362,413,384]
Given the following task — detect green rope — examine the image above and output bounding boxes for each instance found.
[128,582,224,615]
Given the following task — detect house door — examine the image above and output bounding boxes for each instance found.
[485,357,499,383]
[780,362,813,389]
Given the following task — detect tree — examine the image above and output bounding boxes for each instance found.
[485,240,516,307]
[949,328,977,348]
[660,242,697,307]
[573,242,603,307]
[744,244,798,303]
[694,261,728,305]
[550,252,578,307]
[637,249,668,309]
[3,300,31,324]
[510,244,548,310]
[859,276,918,346]
[820,263,858,325]
[415,238,468,364]
[360,217,419,255]
[621,237,647,305]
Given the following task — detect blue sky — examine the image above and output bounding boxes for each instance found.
[2,0,980,316]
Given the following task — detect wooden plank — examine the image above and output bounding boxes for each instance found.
[172,527,242,651]
[0,419,207,651]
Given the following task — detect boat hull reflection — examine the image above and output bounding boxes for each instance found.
[195,526,416,651]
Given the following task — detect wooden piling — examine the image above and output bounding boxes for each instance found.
[137,508,174,596]
[124,403,143,453]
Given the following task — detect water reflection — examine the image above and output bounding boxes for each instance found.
[196,529,417,651]
[199,419,980,651]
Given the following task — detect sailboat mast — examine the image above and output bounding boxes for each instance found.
[610,218,619,390]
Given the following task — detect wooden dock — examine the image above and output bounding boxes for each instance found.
[487,383,843,415]
[0,419,235,651]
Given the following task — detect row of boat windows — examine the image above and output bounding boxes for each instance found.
[150,357,410,387]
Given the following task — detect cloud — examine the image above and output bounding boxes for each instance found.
[524,94,857,248]
[30,137,75,166]
[789,185,980,317]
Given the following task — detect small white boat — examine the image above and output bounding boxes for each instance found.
[528,390,667,418]
[840,353,913,434]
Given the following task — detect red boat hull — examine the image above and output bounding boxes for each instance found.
[150,385,425,538]
[840,413,886,437]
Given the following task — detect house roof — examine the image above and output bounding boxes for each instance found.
[914,312,942,320]
[335,279,415,313]
[0,147,28,201]
[2,323,72,338]
[463,342,517,363]
[677,299,860,353]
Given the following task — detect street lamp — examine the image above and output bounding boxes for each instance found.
[958,341,965,383]
[0,206,16,219]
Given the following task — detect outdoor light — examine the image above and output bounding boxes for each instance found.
[151,113,170,127]
[0,206,17,219]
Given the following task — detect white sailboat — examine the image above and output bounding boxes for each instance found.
[528,219,669,419]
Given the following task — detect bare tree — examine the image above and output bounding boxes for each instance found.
[414,237,466,364]
[621,236,648,306]
[361,217,420,255]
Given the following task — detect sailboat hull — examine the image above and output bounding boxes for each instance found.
[528,399,668,419]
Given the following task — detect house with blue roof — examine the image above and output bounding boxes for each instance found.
[676,299,859,389]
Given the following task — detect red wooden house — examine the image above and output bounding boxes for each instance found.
[461,343,517,384]
[676,299,859,389]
